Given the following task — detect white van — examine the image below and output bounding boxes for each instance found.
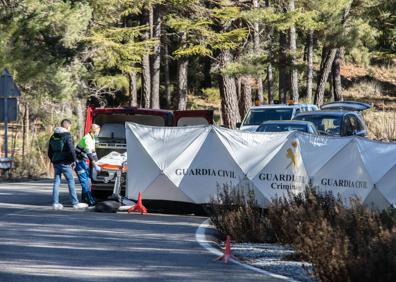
[238,104,319,132]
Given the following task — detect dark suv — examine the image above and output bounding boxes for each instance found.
[293,111,368,137]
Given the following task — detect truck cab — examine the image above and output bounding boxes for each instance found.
[84,106,214,193]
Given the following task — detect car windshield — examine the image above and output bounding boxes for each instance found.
[294,115,341,135]
[257,123,308,133]
[243,108,294,126]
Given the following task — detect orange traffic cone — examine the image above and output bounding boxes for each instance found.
[216,235,233,263]
[128,192,148,214]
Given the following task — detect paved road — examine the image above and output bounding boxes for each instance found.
[0,181,281,282]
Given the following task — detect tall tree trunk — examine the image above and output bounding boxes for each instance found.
[75,98,85,139]
[163,41,171,108]
[267,64,273,104]
[11,131,18,159]
[142,55,151,108]
[314,48,337,106]
[330,4,351,103]
[319,47,327,71]
[314,4,351,106]
[253,0,263,104]
[289,0,299,102]
[240,77,252,119]
[149,5,154,38]
[202,57,212,88]
[332,48,343,101]
[279,31,288,103]
[177,57,189,110]
[128,72,138,107]
[306,30,314,103]
[141,11,151,108]
[265,0,273,104]
[329,71,334,101]
[236,76,242,103]
[219,50,241,129]
[22,102,29,158]
[150,5,161,109]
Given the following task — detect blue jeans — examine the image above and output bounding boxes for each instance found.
[52,163,79,205]
[75,160,91,193]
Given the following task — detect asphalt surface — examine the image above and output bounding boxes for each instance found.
[0,181,282,282]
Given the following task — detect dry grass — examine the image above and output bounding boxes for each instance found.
[341,65,396,86]
[343,80,383,98]
[0,125,53,178]
[339,67,396,141]
[209,185,396,282]
[363,110,396,141]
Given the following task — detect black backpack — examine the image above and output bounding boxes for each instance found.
[49,135,67,163]
[95,200,121,213]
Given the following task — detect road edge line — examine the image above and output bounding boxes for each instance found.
[195,218,300,282]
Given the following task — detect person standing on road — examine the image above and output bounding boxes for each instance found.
[48,119,88,210]
[75,123,102,206]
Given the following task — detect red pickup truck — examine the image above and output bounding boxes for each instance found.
[84,106,214,194]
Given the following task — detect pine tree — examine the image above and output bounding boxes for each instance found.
[167,5,207,109]
[253,0,264,104]
[88,0,157,107]
[311,0,352,105]
[2,0,394,132]
[289,0,299,102]
[150,4,162,109]
[306,29,314,103]
[141,8,152,108]
[0,0,92,151]
[210,4,248,128]
[0,0,91,108]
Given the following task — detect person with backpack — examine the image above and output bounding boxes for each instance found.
[48,119,88,210]
[74,123,102,206]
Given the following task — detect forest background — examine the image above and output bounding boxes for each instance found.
[0,0,395,177]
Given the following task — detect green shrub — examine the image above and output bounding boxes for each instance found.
[209,184,274,242]
[286,195,396,282]
[201,87,220,103]
[209,186,396,282]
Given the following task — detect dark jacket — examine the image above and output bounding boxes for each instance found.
[48,127,77,165]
